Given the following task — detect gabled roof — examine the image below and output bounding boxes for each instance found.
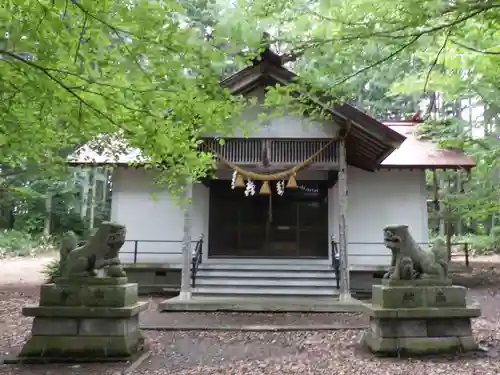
[220,47,406,170]
[380,122,475,170]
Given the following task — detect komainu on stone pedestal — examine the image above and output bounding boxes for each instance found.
[16,222,148,363]
[383,224,448,281]
[361,225,481,357]
[60,222,127,278]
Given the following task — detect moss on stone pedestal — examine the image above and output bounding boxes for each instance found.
[17,277,148,362]
[362,283,481,357]
[54,277,128,285]
[372,284,467,309]
[362,330,477,356]
[381,278,453,287]
[39,282,138,308]
[19,331,145,358]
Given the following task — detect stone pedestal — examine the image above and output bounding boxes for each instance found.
[18,277,148,361]
[361,279,481,356]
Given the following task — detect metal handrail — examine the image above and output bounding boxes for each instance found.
[330,236,340,289]
[119,238,470,269]
[191,234,204,288]
[346,241,470,267]
[121,239,198,264]
[330,240,471,277]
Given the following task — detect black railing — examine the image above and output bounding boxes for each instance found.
[330,236,340,289]
[330,240,471,289]
[121,239,197,264]
[191,234,204,287]
[462,242,470,267]
[443,241,470,267]
[348,241,470,267]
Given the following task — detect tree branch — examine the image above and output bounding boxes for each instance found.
[423,27,453,94]
[43,67,174,93]
[71,1,153,82]
[0,50,116,125]
[74,12,88,63]
[405,8,491,37]
[332,36,421,88]
[280,6,492,55]
[34,0,49,32]
[72,87,159,116]
[450,39,500,55]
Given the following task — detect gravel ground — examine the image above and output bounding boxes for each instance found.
[0,255,56,286]
[1,256,500,374]
[137,329,500,375]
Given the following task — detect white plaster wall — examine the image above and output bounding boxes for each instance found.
[111,167,208,265]
[201,87,340,139]
[328,167,429,269]
[112,167,428,268]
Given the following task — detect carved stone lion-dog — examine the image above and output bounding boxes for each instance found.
[383,224,448,280]
[59,222,127,278]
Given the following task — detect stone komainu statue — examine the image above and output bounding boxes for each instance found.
[59,222,127,278]
[383,225,448,280]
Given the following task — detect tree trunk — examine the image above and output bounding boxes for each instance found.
[89,169,96,229]
[6,203,14,230]
[180,183,193,300]
[80,170,90,220]
[456,172,463,236]
[439,172,446,237]
[338,138,350,301]
[43,194,52,236]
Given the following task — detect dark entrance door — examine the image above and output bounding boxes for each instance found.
[208,179,329,258]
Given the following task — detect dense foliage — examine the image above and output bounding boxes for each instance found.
[0,167,110,257]
[1,0,252,194]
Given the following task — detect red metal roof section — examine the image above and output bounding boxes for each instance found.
[380,121,476,169]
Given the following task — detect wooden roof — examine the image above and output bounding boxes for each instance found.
[221,47,406,171]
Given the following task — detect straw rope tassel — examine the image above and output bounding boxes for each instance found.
[208,139,336,181]
[234,173,245,188]
[286,174,298,189]
[259,181,271,195]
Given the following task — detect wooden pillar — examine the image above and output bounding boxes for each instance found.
[456,170,463,235]
[338,139,351,301]
[439,171,446,236]
[179,182,193,300]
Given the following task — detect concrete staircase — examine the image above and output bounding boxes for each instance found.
[192,259,339,298]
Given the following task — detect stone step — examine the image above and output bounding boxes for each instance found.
[138,284,179,295]
[203,258,330,265]
[198,263,333,271]
[192,286,339,297]
[194,260,338,298]
[195,277,337,287]
[195,270,335,279]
